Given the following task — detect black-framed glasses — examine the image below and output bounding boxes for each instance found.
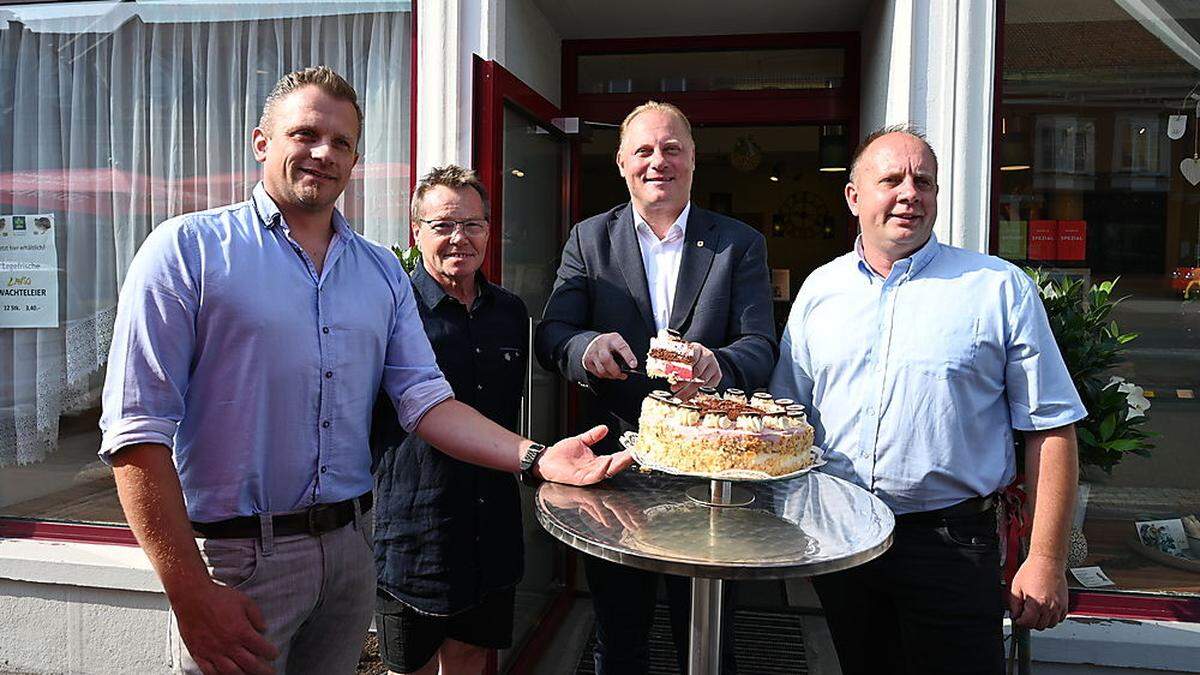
[418,218,489,237]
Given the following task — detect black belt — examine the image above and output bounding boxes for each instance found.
[895,494,995,525]
[192,491,372,539]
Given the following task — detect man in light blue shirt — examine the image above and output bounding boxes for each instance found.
[100,67,630,675]
[770,124,1086,674]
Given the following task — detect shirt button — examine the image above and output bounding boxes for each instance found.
[325,371,333,379]
[475,347,482,354]
[320,466,328,474]
[322,420,331,428]
[322,327,330,334]
[477,497,485,505]
[476,384,483,390]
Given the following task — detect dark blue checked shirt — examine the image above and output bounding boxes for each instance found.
[372,262,528,615]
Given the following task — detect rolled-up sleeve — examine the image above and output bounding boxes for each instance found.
[99,221,201,463]
[1004,278,1087,431]
[382,268,454,432]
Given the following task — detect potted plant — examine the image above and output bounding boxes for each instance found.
[1026,269,1155,564]
[392,244,421,273]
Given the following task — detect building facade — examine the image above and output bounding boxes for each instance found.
[1,1,1198,672]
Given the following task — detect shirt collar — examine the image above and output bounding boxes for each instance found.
[410,259,493,311]
[632,202,690,243]
[251,181,355,242]
[853,231,940,281]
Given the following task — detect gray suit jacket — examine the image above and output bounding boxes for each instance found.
[535,202,777,453]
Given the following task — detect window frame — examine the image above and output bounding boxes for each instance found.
[0,0,421,545]
[991,0,1200,621]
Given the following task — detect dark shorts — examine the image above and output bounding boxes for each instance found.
[375,587,516,674]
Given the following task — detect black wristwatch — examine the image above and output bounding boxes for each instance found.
[519,442,547,485]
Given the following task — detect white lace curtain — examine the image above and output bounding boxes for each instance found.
[0,6,411,465]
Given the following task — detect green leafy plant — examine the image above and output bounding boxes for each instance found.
[392,244,420,273]
[1026,269,1154,474]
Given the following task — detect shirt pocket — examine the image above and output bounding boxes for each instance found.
[897,315,981,381]
[497,347,525,382]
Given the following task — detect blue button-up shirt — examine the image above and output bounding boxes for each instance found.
[100,183,454,522]
[770,234,1085,515]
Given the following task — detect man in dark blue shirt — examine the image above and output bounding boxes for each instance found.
[372,165,528,675]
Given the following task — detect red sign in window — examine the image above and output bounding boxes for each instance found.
[1058,220,1087,261]
[1028,220,1058,260]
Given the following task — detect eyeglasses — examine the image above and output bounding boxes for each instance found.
[418,218,489,237]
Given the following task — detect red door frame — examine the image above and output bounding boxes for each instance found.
[471,56,570,283]
[562,30,861,243]
[563,32,860,127]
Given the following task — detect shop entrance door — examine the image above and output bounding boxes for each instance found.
[472,57,575,671]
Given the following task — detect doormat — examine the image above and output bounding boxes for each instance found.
[574,605,807,674]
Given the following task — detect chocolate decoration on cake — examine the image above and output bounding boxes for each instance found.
[633,382,816,476]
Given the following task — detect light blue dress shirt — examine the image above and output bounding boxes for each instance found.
[100,183,454,522]
[770,234,1085,515]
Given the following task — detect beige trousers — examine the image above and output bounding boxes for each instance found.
[174,510,377,675]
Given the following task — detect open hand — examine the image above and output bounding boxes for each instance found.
[1008,554,1069,630]
[172,580,278,674]
[583,333,638,380]
[672,342,722,400]
[535,425,634,485]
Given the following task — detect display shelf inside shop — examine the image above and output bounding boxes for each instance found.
[1072,517,1200,596]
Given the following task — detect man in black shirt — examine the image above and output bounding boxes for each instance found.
[372,165,528,675]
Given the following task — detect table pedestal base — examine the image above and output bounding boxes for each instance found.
[689,576,724,675]
[685,483,754,507]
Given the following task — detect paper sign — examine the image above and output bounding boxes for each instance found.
[1070,566,1115,588]
[1028,220,1057,260]
[1136,518,1194,559]
[771,268,790,301]
[0,214,59,328]
[1168,114,1187,140]
[1058,220,1087,261]
[998,220,1027,260]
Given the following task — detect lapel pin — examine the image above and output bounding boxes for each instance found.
[697,240,705,247]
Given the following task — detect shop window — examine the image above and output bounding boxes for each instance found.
[1000,0,1200,597]
[0,1,412,527]
[576,48,845,95]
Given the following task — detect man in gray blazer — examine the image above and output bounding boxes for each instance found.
[535,101,776,674]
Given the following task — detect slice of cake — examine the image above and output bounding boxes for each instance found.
[645,329,696,382]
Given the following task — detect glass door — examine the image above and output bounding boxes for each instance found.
[501,105,570,668]
[473,57,574,672]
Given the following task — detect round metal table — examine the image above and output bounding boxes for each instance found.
[536,470,894,674]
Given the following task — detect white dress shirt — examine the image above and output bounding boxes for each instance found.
[633,202,690,331]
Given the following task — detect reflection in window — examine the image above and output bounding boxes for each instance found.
[0,1,412,525]
[1000,0,1200,596]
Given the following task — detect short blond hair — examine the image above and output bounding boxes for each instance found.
[260,66,363,143]
[411,165,491,223]
[617,101,694,152]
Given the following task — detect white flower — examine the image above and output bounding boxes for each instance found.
[1105,376,1151,419]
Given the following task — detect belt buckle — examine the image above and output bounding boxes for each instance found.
[306,503,339,535]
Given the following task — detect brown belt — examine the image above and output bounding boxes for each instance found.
[192,491,372,539]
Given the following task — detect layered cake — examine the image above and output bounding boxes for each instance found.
[633,388,815,476]
[645,329,696,382]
